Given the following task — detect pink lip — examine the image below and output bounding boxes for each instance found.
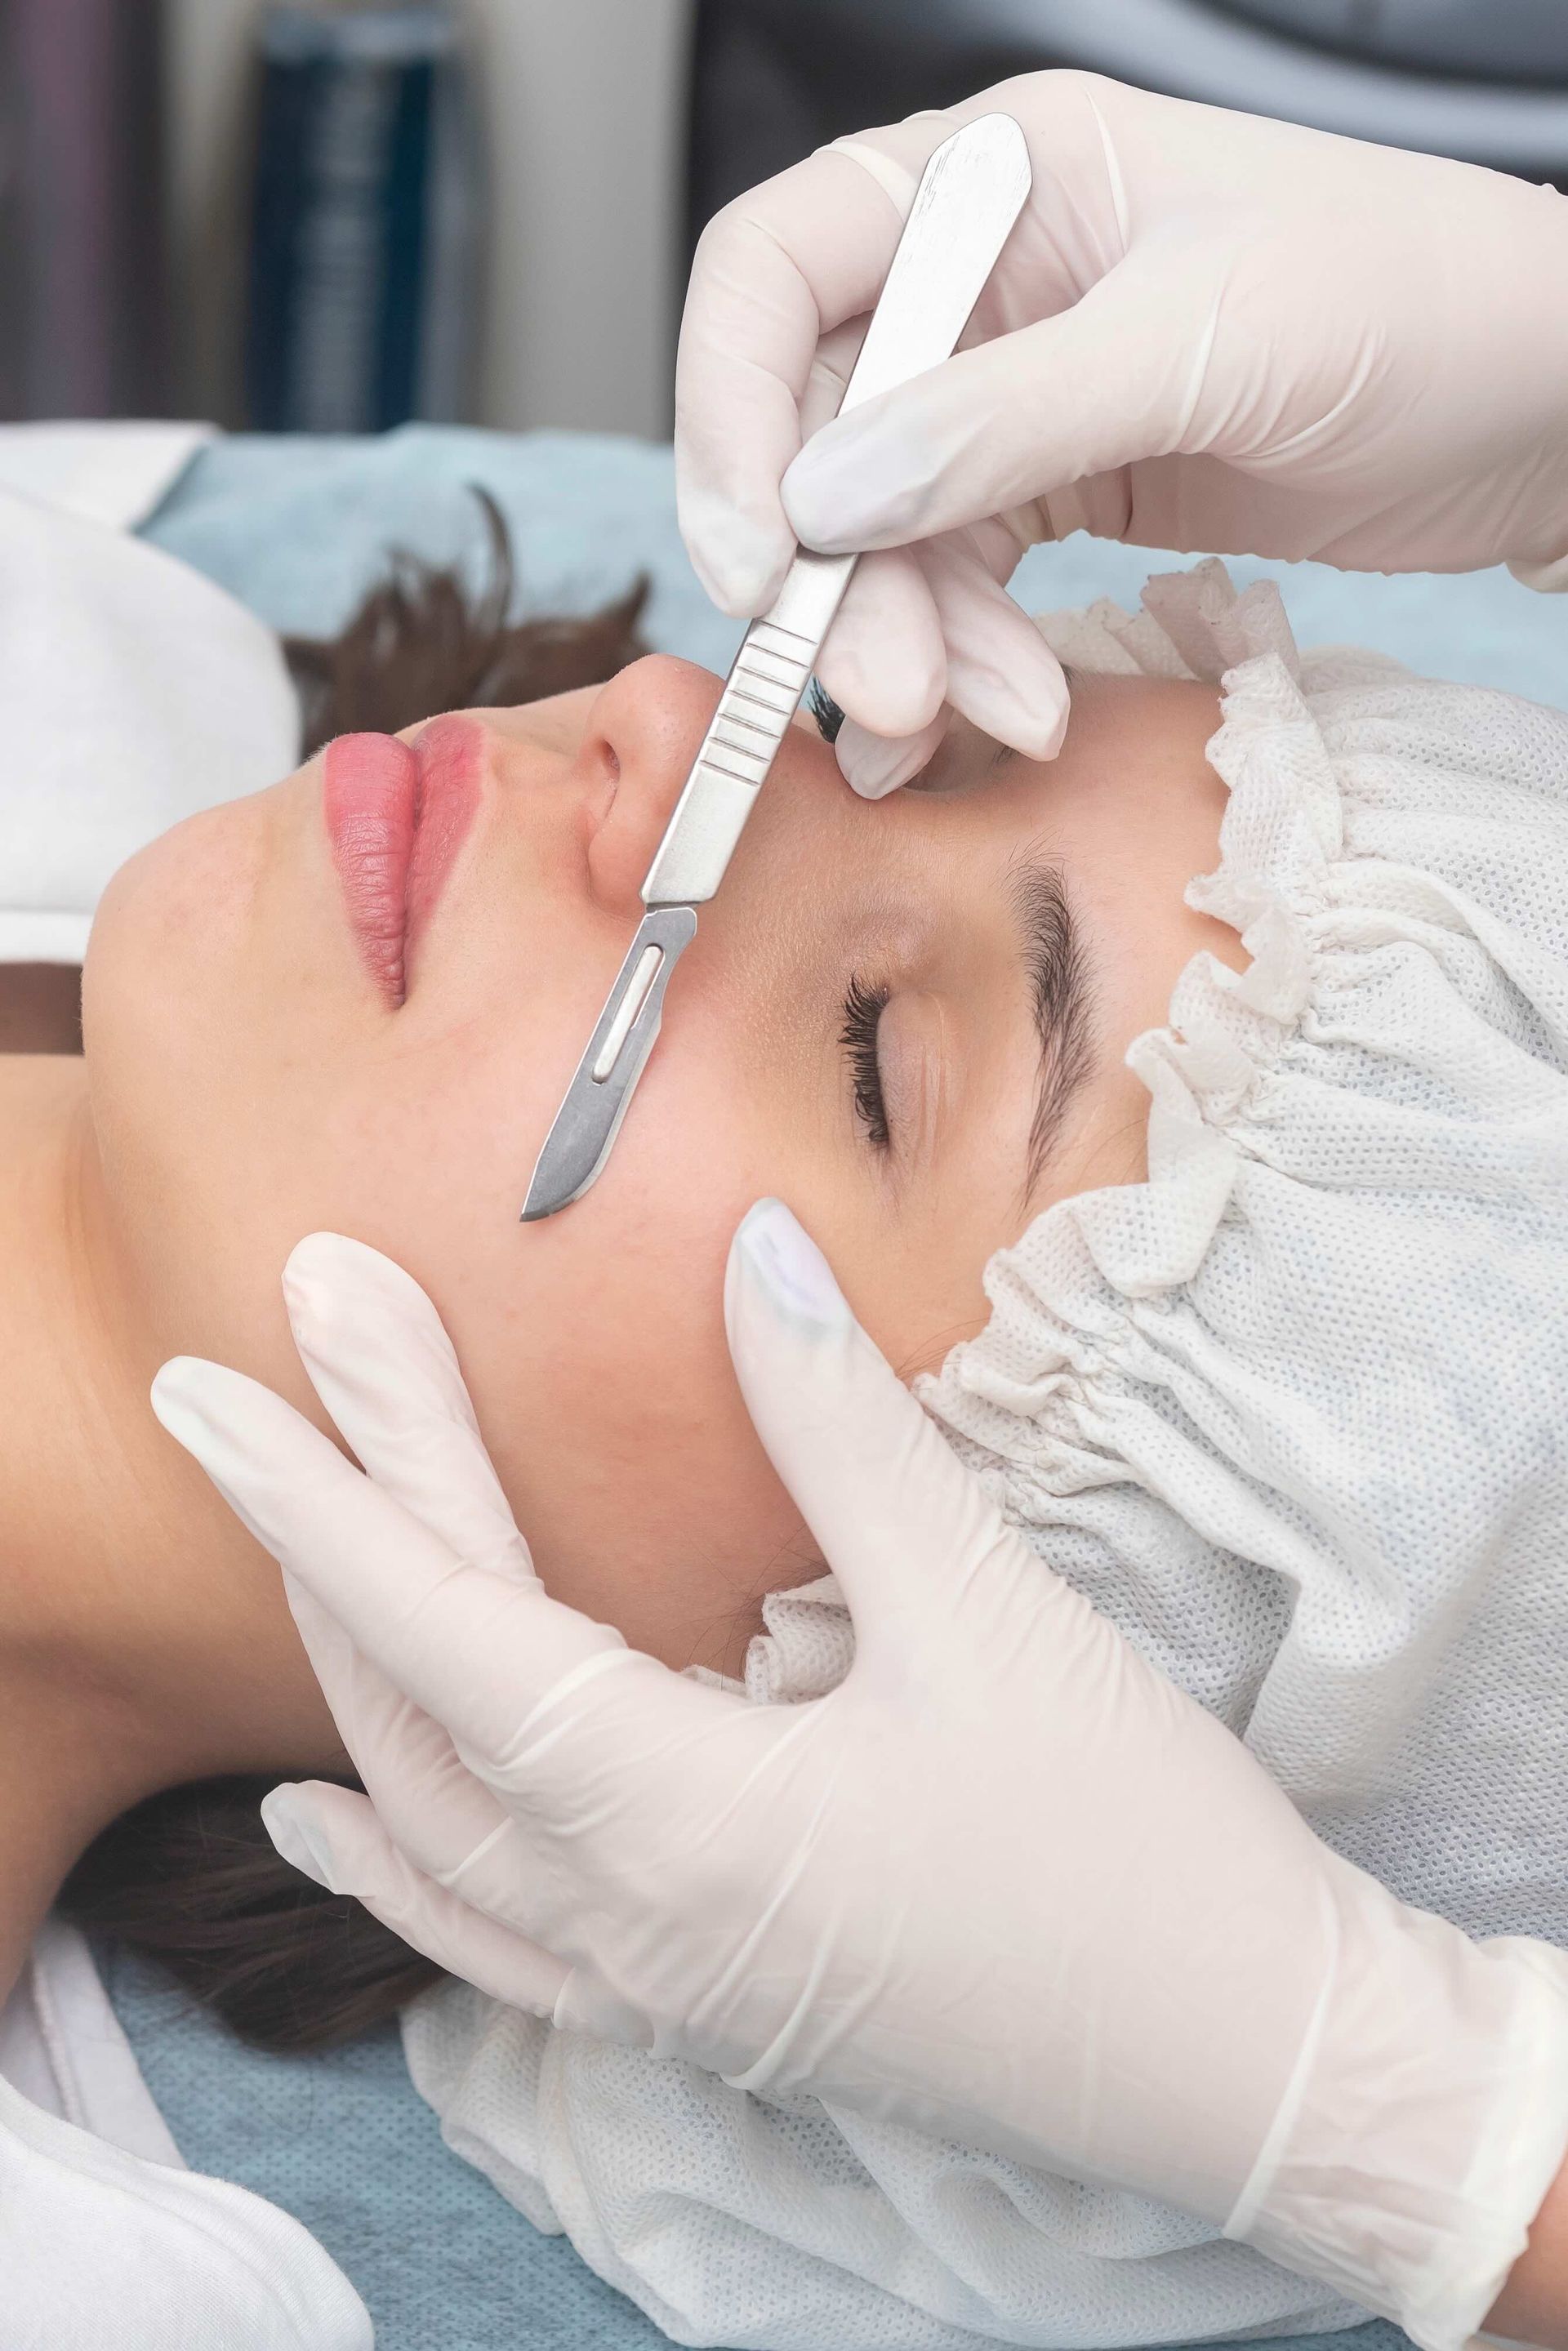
[323,715,483,1005]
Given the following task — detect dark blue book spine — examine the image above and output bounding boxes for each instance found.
[376,60,433,429]
[244,7,475,434]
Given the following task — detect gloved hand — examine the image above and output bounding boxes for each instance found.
[150,1201,1568,2351]
[675,71,1568,793]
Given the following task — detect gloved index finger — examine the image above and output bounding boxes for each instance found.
[282,1231,532,1589]
[152,1354,631,1763]
[724,1200,1054,1650]
[675,144,924,617]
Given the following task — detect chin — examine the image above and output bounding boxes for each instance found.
[85,799,265,1053]
[80,809,276,1249]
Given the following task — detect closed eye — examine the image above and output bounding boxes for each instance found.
[840,972,889,1148]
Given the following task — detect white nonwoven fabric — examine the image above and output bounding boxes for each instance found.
[406,558,1568,2348]
[0,421,214,532]
[0,1916,371,2349]
[0,2059,372,2351]
[0,469,299,964]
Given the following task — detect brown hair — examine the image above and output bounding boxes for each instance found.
[58,498,649,2051]
[60,1774,438,2053]
[285,488,648,757]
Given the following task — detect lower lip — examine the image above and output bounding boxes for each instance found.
[323,715,483,1005]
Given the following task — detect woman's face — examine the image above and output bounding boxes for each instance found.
[85,654,1238,1674]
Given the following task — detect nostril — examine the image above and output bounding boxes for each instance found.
[577,741,621,846]
[576,654,725,909]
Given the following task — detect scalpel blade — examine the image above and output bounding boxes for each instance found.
[519,905,697,1221]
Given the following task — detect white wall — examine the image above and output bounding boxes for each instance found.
[466,0,691,438]
[163,0,693,437]
[164,0,256,423]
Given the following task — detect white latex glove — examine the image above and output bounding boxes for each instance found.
[676,71,1568,795]
[150,1201,1568,2351]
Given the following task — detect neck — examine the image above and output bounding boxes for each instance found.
[0,1055,341,1998]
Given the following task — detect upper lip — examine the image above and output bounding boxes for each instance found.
[323,716,486,1007]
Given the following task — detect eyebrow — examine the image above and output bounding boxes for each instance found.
[1006,857,1095,1202]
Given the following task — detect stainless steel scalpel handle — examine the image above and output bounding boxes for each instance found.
[644,109,1031,905]
[639,547,854,906]
[521,113,1032,1222]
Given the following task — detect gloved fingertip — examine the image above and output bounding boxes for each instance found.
[681,495,795,618]
[781,425,871,547]
[725,1199,851,1347]
[783,416,924,554]
[1029,686,1072,764]
[280,1261,327,1343]
[283,1230,431,1353]
[954,664,1071,766]
[283,1230,354,1311]
[149,1355,226,1449]
[149,1360,314,1567]
[149,1354,287,1473]
[261,1787,343,1894]
[286,1227,423,1302]
[838,724,936,798]
[703,554,793,621]
[149,1354,198,1417]
[283,1229,349,1282]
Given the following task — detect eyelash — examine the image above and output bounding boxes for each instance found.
[816,684,890,1151]
[840,973,890,1149]
[808,679,845,743]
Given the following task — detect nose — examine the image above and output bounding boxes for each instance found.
[575,655,722,909]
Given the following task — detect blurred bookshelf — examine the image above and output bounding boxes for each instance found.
[244,6,480,432]
[0,0,690,437]
[0,0,172,419]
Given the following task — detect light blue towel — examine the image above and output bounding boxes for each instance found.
[98,1944,666,2351]
[123,422,1553,2350]
[144,425,747,678]
[143,422,1566,706]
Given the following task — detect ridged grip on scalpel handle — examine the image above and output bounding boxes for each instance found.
[640,550,854,906]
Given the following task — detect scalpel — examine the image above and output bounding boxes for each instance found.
[521,112,1031,1221]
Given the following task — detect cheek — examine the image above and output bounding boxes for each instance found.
[408,1017,814,1672]
[89,817,821,1675]
[86,801,303,1371]
[821,1208,993,1388]
[87,843,553,1423]
[86,802,264,1113]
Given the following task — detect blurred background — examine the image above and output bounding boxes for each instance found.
[2,0,1568,444]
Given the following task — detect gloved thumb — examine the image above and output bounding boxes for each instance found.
[782,253,1207,554]
[263,1780,571,2018]
[724,1197,1032,1638]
